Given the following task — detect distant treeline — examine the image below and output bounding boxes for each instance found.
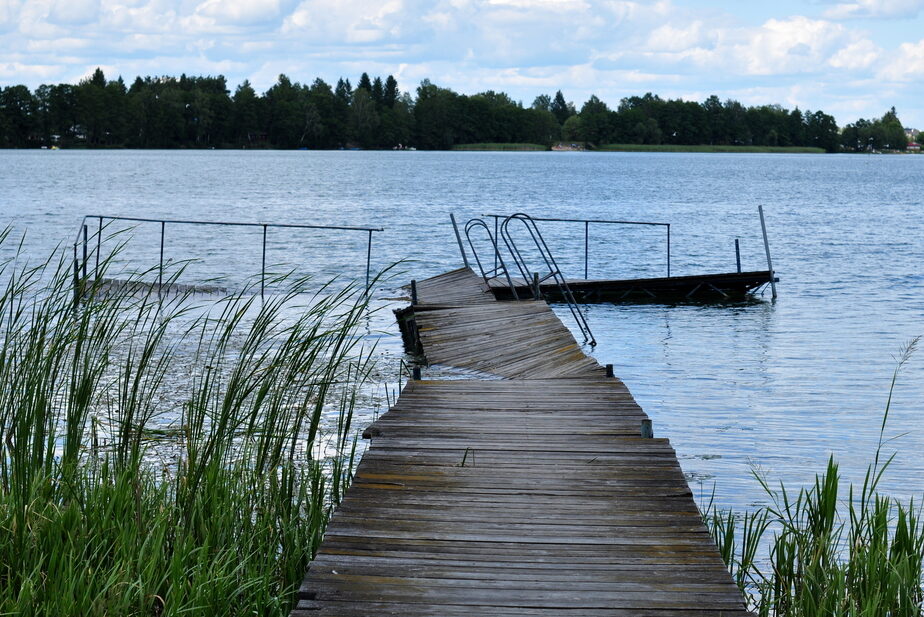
[0,68,908,152]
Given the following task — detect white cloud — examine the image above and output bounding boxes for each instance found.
[0,0,21,32]
[645,21,708,53]
[281,0,407,40]
[730,17,847,75]
[26,36,93,51]
[0,60,61,79]
[194,0,283,26]
[824,0,924,19]
[879,38,924,80]
[828,38,881,69]
[603,0,670,22]
[619,16,874,80]
[48,0,100,25]
[486,0,589,9]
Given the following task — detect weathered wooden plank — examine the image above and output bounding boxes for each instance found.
[293,601,752,617]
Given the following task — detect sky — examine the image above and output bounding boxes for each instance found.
[1,0,923,128]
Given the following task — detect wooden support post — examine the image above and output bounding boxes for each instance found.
[758,205,777,299]
[412,366,421,380]
[532,272,540,300]
[641,419,653,439]
[666,224,671,278]
[411,279,418,305]
[605,364,614,378]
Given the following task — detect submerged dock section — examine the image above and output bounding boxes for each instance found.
[292,267,750,616]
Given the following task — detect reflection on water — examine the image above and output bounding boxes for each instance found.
[2,149,923,515]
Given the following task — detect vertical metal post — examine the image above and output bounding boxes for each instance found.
[449,213,470,269]
[532,272,540,300]
[82,224,88,281]
[72,244,80,309]
[735,238,741,273]
[410,280,418,305]
[758,205,777,299]
[95,217,102,282]
[412,366,421,380]
[365,229,374,297]
[584,221,589,280]
[493,216,499,272]
[158,221,165,294]
[261,224,267,299]
[666,224,671,278]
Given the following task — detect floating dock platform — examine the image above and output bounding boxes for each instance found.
[489,270,777,303]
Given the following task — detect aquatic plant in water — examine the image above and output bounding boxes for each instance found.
[0,228,375,615]
[704,337,924,616]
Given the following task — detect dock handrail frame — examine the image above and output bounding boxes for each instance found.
[500,213,595,346]
[463,218,520,300]
[483,213,671,280]
[72,214,384,302]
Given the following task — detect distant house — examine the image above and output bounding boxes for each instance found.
[908,142,921,151]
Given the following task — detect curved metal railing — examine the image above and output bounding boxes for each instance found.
[500,213,595,346]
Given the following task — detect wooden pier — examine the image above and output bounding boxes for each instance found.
[292,267,750,616]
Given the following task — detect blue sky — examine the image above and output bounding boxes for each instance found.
[1,0,923,128]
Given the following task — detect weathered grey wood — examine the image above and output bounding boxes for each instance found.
[291,269,749,616]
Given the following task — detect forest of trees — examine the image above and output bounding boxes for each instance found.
[839,107,909,152]
[0,68,907,152]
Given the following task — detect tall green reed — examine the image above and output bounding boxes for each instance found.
[704,337,924,616]
[0,230,374,616]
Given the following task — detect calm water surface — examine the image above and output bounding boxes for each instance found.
[2,149,923,512]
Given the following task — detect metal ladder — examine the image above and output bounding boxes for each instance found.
[451,212,595,347]
[463,217,520,300]
[500,213,595,346]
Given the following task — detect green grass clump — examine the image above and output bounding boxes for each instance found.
[451,143,549,151]
[704,337,924,616]
[0,228,373,615]
[597,144,826,153]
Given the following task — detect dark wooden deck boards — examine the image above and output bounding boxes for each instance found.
[293,269,749,616]
[414,267,497,306]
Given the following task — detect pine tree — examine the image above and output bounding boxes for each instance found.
[384,75,399,108]
[371,77,384,105]
[335,79,352,105]
[550,90,570,125]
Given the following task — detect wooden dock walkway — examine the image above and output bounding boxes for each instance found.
[292,267,750,616]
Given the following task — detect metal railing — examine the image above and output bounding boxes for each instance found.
[72,215,384,301]
[500,213,595,346]
[483,214,671,279]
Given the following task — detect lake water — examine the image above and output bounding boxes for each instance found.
[2,149,923,513]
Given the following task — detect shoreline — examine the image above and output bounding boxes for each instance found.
[9,144,923,154]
